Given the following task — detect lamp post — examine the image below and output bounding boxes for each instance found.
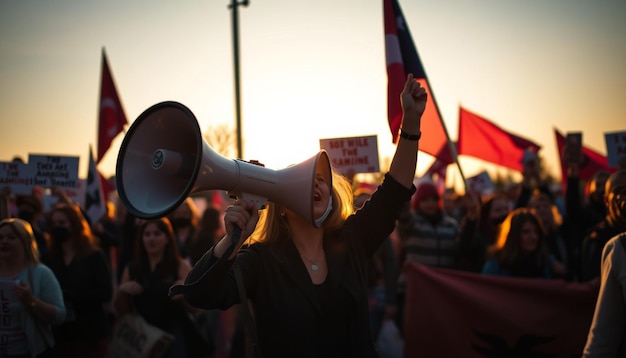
[229,0,249,159]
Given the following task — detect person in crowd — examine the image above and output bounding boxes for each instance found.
[396,181,460,269]
[442,187,463,223]
[0,187,12,220]
[189,204,224,267]
[504,182,521,211]
[563,137,610,237]
[482,208,566,278]
[395,181,459,334]
[15,193,49,261]
[514,150,554,209]
[558,141,612,281]
[191,205,226,356]
[170,73,425,356]
[114,201,140,283]
[581,169,626,281]
[91,201,121,273]
[527,191,572,280]
[549,183,567,221]
[582,231,626,357]
[114,217,212,358]
[0,218,66,357]
[457,192,511,273]
[43,203,113,358]
[353,183,399,342]
[167,197,201,261]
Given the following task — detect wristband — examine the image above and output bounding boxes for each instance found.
[29,300,36,309]
[399,129,421,141]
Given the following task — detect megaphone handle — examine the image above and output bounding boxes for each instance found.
[168,228,241,298]
[230,226,242,247]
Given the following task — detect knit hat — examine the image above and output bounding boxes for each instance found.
[411,182,439,210]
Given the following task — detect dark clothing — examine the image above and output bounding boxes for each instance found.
[116,213,139,282]
[566,176,608,281]
[457,218,495,273]
[94,218,121,268]
[544,225,580,281]
[515,183,553,209]
[179,174,414,357]
[566,176,606,235]
[368,237,398,307]
[175,226,198,261]
[128,261,213,358]
[33,226,49,261]
[44,249,113,351]
[368,237,398,340]
[133,264,188,333]
[581,219,626,281]
[189,229,218,266]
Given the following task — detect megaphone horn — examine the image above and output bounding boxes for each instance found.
[116,101,332,227]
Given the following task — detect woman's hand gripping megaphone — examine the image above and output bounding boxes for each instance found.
[225,197,260,249]
[224,159,265,250]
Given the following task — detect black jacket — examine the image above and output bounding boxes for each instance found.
[177,174,413,357]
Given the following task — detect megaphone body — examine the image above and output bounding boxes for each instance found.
[116,101,332,227]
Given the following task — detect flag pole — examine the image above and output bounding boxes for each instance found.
[229,0,249,160]
[385,0,467,193]
[450,105,468,192]
[424,82,468,192]
[433,92,468,192]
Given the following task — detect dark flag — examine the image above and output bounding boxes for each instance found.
[404,263,598,357]
[85,146,106,225]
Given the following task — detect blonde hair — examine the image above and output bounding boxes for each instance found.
[0,218,40,264]
[248,171,354,244]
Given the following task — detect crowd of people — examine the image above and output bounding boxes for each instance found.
[0,72,624,357]
[0,188,223,357]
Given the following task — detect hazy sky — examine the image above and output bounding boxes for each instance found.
[1,0,624,191]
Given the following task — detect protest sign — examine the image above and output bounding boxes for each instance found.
[319,135,380,177]
[467,171,495,196]
[605,131,626,168]
[27,154,79,190]
[0,161,35,195]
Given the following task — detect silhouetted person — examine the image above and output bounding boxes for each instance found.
[581,170,626,281]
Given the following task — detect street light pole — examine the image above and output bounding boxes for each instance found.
[229,0,248,159]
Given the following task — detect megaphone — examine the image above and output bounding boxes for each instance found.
[116,101,332,227]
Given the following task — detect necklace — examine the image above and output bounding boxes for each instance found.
[300,254,319,271]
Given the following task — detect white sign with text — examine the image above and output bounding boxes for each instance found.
[319,135,380,177]
[467,171,495,196]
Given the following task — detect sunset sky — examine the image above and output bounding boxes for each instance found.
[1,0,624,192]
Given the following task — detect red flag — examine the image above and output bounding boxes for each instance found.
[458,107,541,172]
[424,142,456,179]
[384,0,448,157]
[404,263,598,357]
[98,48,128,163]
[554,128,615,189]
